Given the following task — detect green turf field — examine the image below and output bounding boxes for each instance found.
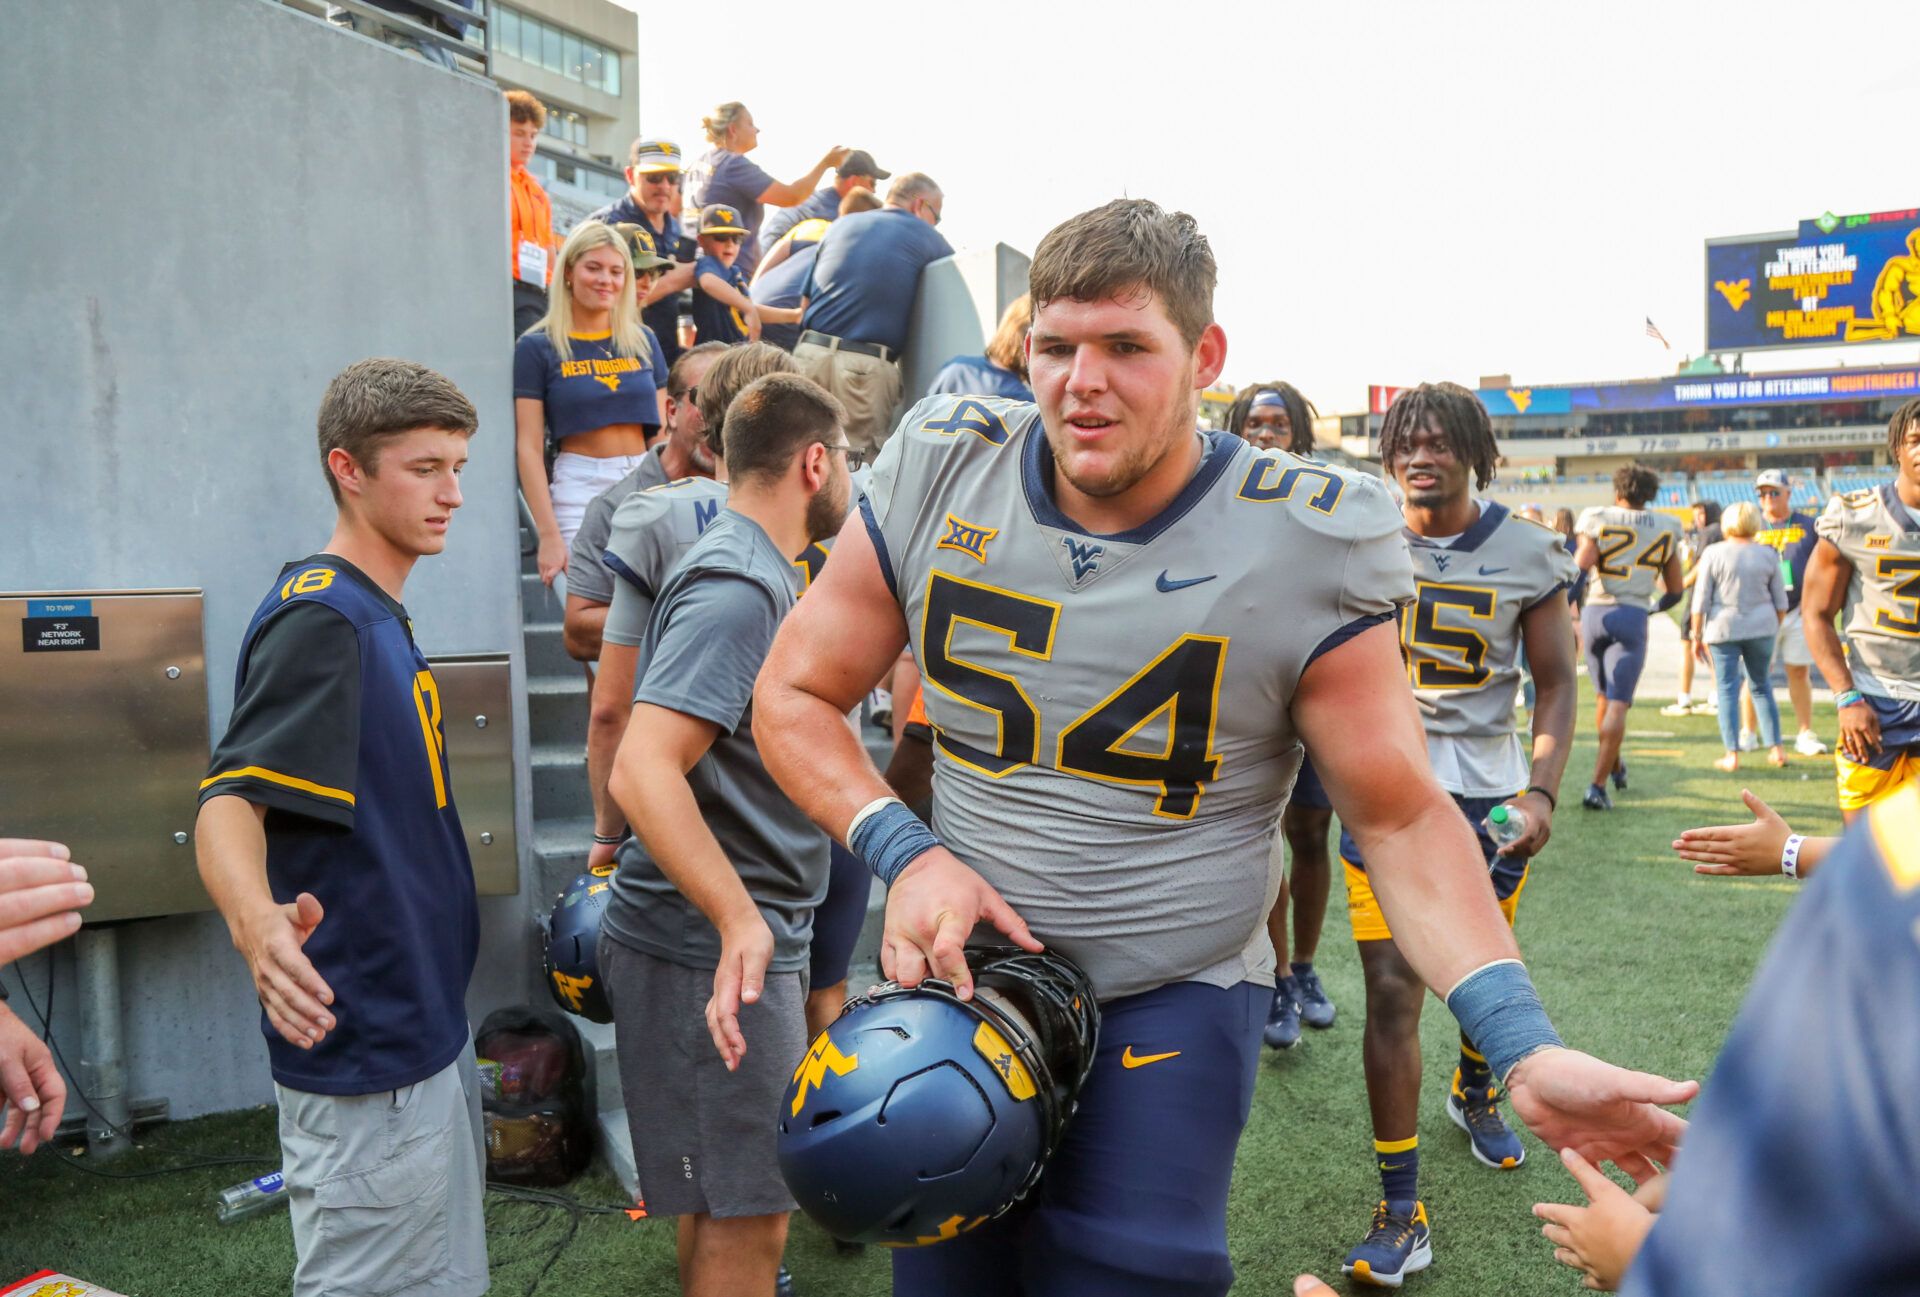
[0,685,1845,1296]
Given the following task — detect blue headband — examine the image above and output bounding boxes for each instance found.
[1250,390,1287,410]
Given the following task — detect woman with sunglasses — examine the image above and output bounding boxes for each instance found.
[684,101,849,278]
[514,221,669,585]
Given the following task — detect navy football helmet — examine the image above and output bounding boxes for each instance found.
[777,946,1099,1246]
[541,867,616,1024]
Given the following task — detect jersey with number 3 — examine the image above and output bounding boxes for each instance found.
[862,396,1413,1000]
[1816,483,1920,702]
[1575,505,1683,610]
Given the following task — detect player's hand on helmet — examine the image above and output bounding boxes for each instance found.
[536,532,567,587]
[234,892,334,1050]
[0,839,92,966]
[1672,788,1789,876]
[0,1002,65,1156]
[707,910,774,1071]
[1836,697,1882,763]
[1496,790,1554,858]
[1532,1147,1658,1291]
[883,846,1041,1000]
[1505,1047,1695,1177]
[585,836,621,873]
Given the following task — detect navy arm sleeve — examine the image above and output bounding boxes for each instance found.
[199,602,361,828]
[632,571,784,732]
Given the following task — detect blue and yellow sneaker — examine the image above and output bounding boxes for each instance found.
[1296,968,1336,1030]
[1342,1200,1432,1287]
[1262,980,1302,1050]
[1448,1079,1526,1169]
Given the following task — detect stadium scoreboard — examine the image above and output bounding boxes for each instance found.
[1707,208,1920,352]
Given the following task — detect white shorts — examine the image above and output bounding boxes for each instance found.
[550,451,648,550]
[1774,605,1813,668]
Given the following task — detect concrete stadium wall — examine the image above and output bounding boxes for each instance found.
[0,0,534,1118]
[900,244,1032,409]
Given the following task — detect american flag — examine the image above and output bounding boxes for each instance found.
[1645,317,1671,349]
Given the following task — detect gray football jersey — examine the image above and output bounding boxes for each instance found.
[1575,505,1683,610]
[865,395,1413,1001]
[601,476,729,647]
[1816,484,1920,702]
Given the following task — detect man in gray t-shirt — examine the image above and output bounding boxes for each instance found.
[598,373,852,1293]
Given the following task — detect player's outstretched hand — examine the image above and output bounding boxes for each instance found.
[1532,1148,1658,1292]
[707,911,774,1072]
[1496,790,1555,858]
[883,846,1041,1000]
[1672,788,1790,876]
[0,840,93,966]
[0,1001,66,1156]
[235,892,334,1050]
[1506,1047,1695,1175]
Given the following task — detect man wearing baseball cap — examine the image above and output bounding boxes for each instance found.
[589,139,697,368]
[757,149,891,257]
[1745,469,1829,756]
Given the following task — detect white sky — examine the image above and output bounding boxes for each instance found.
[617,0,1917,412]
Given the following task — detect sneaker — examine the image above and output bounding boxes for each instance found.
[1296,969,1336,1030]
[867,687,893,731]
[1448,1081,1526,1169]
[1582,784,1611,811]
[1795,729,1829,756]
[1612,759,1628,791]
[1696,695,1718,713]
[1738,729,1758,752]
[1262,983,1302,1050]
[776,1264,796,1297]
[1659,699,1694,717]
[1342,1201,1433,1288]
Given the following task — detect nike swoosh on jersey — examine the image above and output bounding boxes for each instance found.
[1121,1046,1182,1068]
[1478,565,1509,575]
[1155,571,1217,593]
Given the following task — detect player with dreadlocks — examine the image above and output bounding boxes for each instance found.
[1226,381,1318,455]
[1338,382,1579,1286]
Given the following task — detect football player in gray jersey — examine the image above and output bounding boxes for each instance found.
[1573,465,1685,810]
[1338,384,1579,1285]
[1804,398,1920,820]
[754,200,1694,1297]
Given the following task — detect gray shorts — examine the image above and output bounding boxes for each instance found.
[276,1051,488,1297]
[600,936,806,1219]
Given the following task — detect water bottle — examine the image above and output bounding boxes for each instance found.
[217,1170,288,1223]
[1484,804,1528,848]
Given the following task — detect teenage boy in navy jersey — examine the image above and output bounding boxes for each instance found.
[196,358,486,1297]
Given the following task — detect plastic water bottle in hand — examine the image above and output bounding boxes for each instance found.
[217,1170,288,1223]
[1484,803,1528,849]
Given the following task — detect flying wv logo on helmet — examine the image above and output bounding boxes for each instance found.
[540,871,615,1023]
[776,947,1099,1248]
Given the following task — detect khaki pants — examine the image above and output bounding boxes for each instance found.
[794,340,904,455]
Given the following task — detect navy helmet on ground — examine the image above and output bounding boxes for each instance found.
[541,866,616,1023]
[777,946,1099,1247]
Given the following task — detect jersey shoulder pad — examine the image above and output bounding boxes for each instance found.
[267,563,380,627]
[891,393,1037,455]
[867,395,1039,527]
[1230,450,1401,544]
[1817,488,1881,544]
[1574,505,1605,536]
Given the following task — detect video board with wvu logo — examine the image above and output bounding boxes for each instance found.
[1707,208,1920,352]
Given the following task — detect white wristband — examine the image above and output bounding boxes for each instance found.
[1781,833,1806,880]
[847,795,905,843]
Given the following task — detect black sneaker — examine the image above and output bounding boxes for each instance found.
[1612,759,1628,791]
[1582,783,1612,811]
[1263,982,1302,1050]
[776,1264,796,1297]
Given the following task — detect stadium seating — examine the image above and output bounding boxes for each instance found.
[1829,474,1883,496]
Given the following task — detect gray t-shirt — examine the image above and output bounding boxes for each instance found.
[564,445,671,605]
[1693,539,1787,644]
[600,509,829,972]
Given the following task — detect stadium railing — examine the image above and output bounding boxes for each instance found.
[272,0,490,75]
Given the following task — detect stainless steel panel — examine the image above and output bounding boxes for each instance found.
[0,590,212,922]
[430,654,519,896]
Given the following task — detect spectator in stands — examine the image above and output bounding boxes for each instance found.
[563,339,728,665]
[1744,470,1828,757]
[794,173,953,453]
[0,838,89,1156]
[1226,381,1317,454]
[926,295,1034,403]
[614,223,676,419]
[683,102,849,278]
[507,90,557,340]
[752,188,883,352]
[758,150,890,257]
[692,204,795,346]
[515,221,668,584]
[588,140,698,371]
[1665,500,1722,717]
[1690,501,1788,772]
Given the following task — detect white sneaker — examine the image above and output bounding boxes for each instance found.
[1697,696,1718,713]
[1738,730,1758,752]
[1660,699,1694,717]
[1795,730,1829,756]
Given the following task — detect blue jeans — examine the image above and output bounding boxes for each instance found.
[1710,638,1780,751]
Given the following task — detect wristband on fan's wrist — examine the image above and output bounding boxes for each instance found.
[1525,784,1557,812]
[1836,689,1865,709]
[1781,833,1806,879]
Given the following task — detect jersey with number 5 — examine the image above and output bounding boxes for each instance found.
[1575,505,1683,610]
[862,396,1413,1000]
[1816,483,1920,702]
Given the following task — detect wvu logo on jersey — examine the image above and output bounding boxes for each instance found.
[594,374,621,393]
[789,1035,859,1116]
[936,513,999,563]
[1062,537,1104,581]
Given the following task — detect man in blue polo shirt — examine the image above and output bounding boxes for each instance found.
[196,359,486,1297]
[589,138,698,370]
[1746,468,1829,756]
[794,172,952,453]
[756,149,889,257]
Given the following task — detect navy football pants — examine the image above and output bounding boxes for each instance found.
[891,979,1267,1297]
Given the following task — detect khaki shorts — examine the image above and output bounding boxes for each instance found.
[794,340,904,456]
[1773,605,1813,668]
[276,1052,488,1297]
